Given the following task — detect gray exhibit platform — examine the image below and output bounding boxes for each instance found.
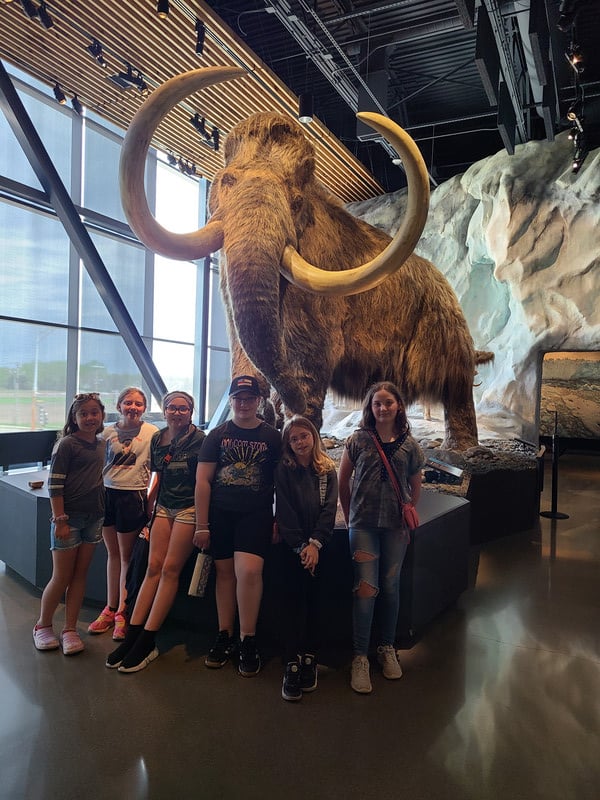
[0,468,107,602]
[1,469,469,653]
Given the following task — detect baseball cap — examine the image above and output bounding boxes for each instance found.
[228,375,260,396]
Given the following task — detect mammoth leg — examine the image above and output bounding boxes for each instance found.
[442,395,479,450]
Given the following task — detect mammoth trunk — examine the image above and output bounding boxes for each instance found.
[222,245,306,417]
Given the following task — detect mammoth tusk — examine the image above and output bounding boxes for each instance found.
[120,66,245,261]
[280,113,430,296]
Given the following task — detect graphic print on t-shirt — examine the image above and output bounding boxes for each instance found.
[216,435,270,491]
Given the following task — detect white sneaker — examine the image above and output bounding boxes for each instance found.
[351,655,372,694]
[377,645,402,679]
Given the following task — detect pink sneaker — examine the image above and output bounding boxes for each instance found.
[33,625,59,651]
[112,613,127,641]
[60,629,84,655]
[87,606,115,634]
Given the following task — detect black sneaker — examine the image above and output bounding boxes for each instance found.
[205,630,236,669]
[238,635,261,677]
[105,624,143,669]
[299,653,318,692]
[282,661,302,701]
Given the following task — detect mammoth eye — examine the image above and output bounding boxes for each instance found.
[221,173,237,187]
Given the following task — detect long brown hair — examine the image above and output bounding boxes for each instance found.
[359,381,409,435]
[281,415,335,475]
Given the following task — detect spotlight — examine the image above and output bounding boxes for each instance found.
[557,0,584,32]
[565,45,584,74]
[211,127,220,152]
[566,99,584,132]
[38,2,53,28]
[19,0,38,18]
[167,152,177,166]
[298,93,313,124]
[53,83,66,105]
[87,39,107,68]
[190,113,207,137]
[391,157,402,166]
[71,94,83,115]
[195,19,205,56]
[157,0,169,19]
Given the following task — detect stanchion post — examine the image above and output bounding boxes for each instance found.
[540,410,569,520]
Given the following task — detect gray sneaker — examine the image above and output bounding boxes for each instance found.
[350,655,372,694]
[377,645,402,679]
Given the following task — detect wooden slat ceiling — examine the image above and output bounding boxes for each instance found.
[0,0,384,202]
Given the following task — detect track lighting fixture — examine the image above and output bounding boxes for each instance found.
[19,0,38,18]
[71,94,83,115]
[157,0,169,19]
[38,2,53,28]
[211,127,219,152]
[565,44,584,74]
[167,153,177,166]
[53,83,66,105]
[110,64,146,91]
[195,19,205,56]
[87,39,107,68]
[190,113,207,137]
[298,93,313,124]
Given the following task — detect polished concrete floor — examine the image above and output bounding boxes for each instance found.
[1,451,599,800]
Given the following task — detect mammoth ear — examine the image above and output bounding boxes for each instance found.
[295,154,315,189]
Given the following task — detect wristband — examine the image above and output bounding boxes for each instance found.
[51,514,69,523]
[308,538,322,550]
[194,528,210,534]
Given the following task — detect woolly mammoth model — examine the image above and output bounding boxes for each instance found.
[120,67,492,450]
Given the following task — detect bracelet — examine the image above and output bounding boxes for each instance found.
[308,538,322,550]
[51,514,69,523]
[194,528,210,534]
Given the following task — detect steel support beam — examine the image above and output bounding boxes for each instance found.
[0,58,167,405]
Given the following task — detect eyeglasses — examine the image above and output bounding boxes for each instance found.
[289,432,311,445]
[165,404,191,414]
[231,395,258,404]
[74,392,100,401]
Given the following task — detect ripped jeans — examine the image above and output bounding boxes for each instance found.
[349,527,408,656]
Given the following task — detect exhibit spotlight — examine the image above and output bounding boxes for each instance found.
[195,18,205,56]
[19,0,38,19]
[211,126,220,152]
[190,113,208,138]
[87,39,107,68]
[71,94,83,115]
[37,1,53,28]
[53,82,66,104]
[157,0,169,19]
[298,93,313,124]
[565,43,584,74]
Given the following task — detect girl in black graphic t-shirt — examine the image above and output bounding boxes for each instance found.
[195,376,281,677]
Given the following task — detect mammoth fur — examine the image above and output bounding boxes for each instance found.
[119,67,492,450]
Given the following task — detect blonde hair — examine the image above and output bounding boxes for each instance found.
[281,415,335,475]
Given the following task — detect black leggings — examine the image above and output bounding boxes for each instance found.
[278,543,323,663]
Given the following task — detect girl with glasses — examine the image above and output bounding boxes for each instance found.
[274,415,338,701]
[106,391,205,672]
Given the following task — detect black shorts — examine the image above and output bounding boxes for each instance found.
[209,506,274,561]
[104,488,147,533]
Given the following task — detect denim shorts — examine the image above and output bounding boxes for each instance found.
[50,513,104,551]
[154,504,196,525]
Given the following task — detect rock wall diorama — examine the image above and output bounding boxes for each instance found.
[349,132,600,444]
